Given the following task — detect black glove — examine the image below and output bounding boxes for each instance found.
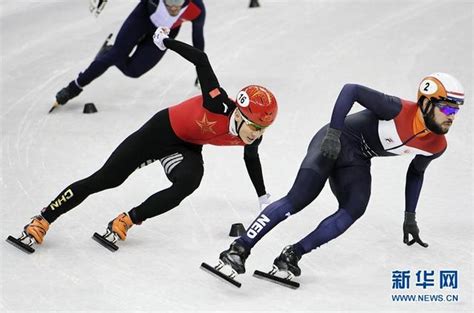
[320,127,342,159]
[403,212,428,248]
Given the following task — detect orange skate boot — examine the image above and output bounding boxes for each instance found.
[6,215,50,253]
[92,212,133,252]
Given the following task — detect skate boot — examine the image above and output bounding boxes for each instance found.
[201,241,250,288]
[252,245,302,288]
[92,212,133,252]
[219,241,250,274]
[108,212,133,241]
[25,215,50,244]
[55,80,83,105]
[273,245,302,277]
[6,215,50,253]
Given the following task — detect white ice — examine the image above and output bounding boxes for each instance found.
[1,0,472,312]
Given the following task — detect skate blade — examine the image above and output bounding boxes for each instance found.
[200,262,241,288]
[92,232,118,252]
[6,235,35,254]
[253,270,300,289]
[48,101,59,114]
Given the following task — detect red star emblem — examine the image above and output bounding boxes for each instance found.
[196,113,217,134]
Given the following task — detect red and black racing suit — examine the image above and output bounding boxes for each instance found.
[41,39,267,225]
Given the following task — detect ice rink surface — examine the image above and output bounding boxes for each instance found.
[1,0,472,312]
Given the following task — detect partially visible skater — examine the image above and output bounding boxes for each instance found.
[51,0,206,112]
[7,28,277,253]
[205,72,465,287]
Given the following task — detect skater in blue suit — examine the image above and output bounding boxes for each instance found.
[53,0,205,108]
[217,72,465,279]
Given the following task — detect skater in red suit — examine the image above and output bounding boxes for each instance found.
[8,29,278,253]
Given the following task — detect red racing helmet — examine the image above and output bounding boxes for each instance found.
[235,85,278,128]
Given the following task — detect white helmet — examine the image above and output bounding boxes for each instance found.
[417,72,464,105]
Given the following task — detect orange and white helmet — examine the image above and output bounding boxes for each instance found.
[417,72,464,105]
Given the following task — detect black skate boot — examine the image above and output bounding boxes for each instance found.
[55,80,83,105]
[253,245,302,288]
[219,241,250,274]
[273,245,302,277]
[201,241,250,288]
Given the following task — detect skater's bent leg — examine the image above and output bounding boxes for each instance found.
[292,208,355,256]
[76,2,152,87]
[236,167,330,251]
[117,39,165,78]
[128,151,204,223]
[287,126,336,212]
[40,127,154,223]
[235,197,292,250]
[236,129,336,250]
[286,168,331,212]
[293,165,371,256]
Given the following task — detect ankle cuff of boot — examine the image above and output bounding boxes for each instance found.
[71,79,83,90]
[235,238,251,253]
[40,209,56,224]
[292,243,305,258]
[127,210,142,225]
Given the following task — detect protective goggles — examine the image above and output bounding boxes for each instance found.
[433,101,460,116]
[240,113,266,132]
[164,0,185,6]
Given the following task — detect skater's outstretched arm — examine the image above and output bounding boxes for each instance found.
[329,84,402,130]
[402,150,444,248]
[244,138,267,198]
[163,38,217,86]
[405,152,443,214]
[158,36,231,114]
[321,84,404,159]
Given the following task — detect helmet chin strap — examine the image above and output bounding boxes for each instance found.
[419,98,435,117]
[235,120,245,140]
[229,109,245,140]
[420,99,446,134]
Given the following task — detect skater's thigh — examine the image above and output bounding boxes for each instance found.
[164,149,204,192]
[329,166,371,219]
[121,38,165,77]
[300,126,335,176]
[113,2,154,55]
[97,127,157,180]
